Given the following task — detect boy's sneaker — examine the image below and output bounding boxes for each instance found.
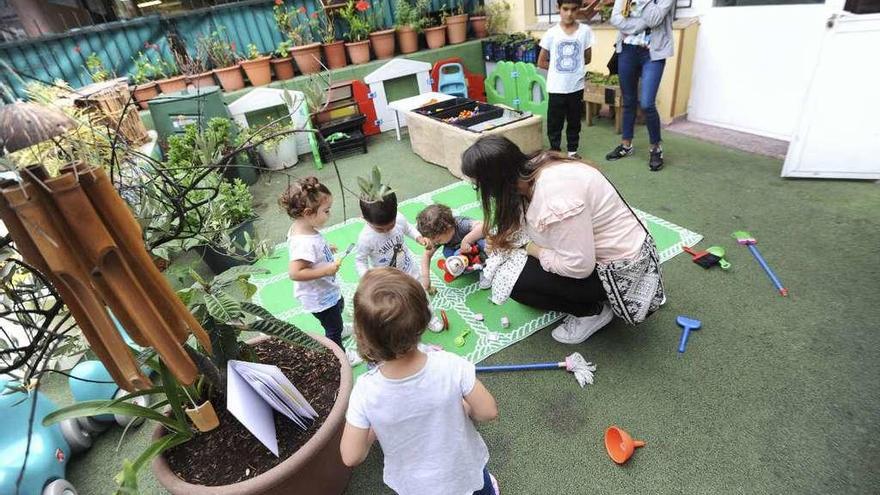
[605,144,633,161]
[567,151,582,160]
[342,322,353,339]
[490,472,500,495]
[551,304,613,344]
[649,146,664,171]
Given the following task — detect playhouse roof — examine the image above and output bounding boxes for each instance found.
[364,58,432,84]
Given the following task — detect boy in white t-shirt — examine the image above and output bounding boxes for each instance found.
[537,0,603,158]
[340,268,500,495]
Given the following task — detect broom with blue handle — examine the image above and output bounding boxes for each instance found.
[476,353,597,388]
[732,231,788,296]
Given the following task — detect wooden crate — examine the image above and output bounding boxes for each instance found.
[584,82,622,134]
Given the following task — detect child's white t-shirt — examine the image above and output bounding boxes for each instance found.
[346,351,489,495]
[539,22,593,94]
[287,227,341,313]
[354,213,421,280]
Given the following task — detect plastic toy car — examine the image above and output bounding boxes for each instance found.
[0,379,93,495]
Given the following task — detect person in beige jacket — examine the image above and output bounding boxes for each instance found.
[461,136,652,343]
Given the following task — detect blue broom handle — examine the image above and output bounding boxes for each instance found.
[747,244,785,293]
[476,362,563,372]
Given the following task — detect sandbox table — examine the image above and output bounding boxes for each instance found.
[404,106,543,178]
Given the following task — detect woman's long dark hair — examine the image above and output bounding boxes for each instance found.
[461,136,576,249]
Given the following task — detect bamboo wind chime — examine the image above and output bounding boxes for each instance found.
[0,163,212,391]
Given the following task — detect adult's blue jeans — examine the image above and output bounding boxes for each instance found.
[619,43,666,145]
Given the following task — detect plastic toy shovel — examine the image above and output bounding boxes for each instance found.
[605,426,646,464]
[676,315,702,354]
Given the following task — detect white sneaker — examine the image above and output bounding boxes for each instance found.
[345,349,363,366]
[551,304,613,344]
[342,322,353,339]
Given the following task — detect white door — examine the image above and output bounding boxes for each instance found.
[782,12,880,180]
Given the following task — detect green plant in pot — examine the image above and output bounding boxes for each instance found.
[240,43,273,87]
[470,2,488,39]
[340,0,374,64]
[394,0,425,54]
[368,0,396,59]
[198,28,245,91]
[130,52,161,109]
[270,39,296,80]
[445,0,469,45]
[85,52,111,83]
[318,8,348,69]
[357,165,398,227]
[42,265,354,494]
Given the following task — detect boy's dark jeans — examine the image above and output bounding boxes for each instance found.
[547,89,585,153]
[313,297,344,349]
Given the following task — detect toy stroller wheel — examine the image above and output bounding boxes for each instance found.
[60,419,92,453]
[43,478,78,495]
[76,416,110,435]
[113,389,149,427]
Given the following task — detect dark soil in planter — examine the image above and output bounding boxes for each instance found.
[163,339,340,486]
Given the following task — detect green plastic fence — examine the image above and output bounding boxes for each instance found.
[484,61,547,118]
[0,0,477,99]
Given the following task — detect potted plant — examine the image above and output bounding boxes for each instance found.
[394,0,423,54]
[199,178,263,273]
[445,0,469,44]
[470,3,488,39]
[270,40,296,80]
[150,43,187,94]
[318,8,347,69]
[130,52,160,109]
[241,43,273,86]
[422,6,447,49]
[357,165,398,227]
[43,266,353,495]
[276,1,323,74]
[85,52,111,83]
[174,48,215,90]
[485,0,511,37]
[199,29,245,91]
[368,0,396,59]
[340,0,372,65]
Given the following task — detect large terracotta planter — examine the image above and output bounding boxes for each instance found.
[212,65,245,91]
[322,41,347,69]
[270,57,296,80]
[240,56,272,86]
[132,82,159,109]
[152,333,353,495]
[156,75,186,94]
[187,71,215,90]
[424,25,447,49]
[470,15,488,39]
[445,14,469,44]
[397,26,419,54]
[345,40,371,65]
[369,29,396,59]
[290,43,323,74]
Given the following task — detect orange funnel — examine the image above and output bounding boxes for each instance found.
[604,426,646,464]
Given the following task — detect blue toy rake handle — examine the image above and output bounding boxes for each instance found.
[746,244,787,296]
[678,328,692,353]
[476,362,564,372]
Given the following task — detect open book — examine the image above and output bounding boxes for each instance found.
[226,360,318,456]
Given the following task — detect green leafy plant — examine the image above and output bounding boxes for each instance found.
[340,0,373,42]
[130,52,158,84]
[486,0,511,35]
[357,165,394,201]
[587,71,619,86]
[246,43,263,60]
[274,39,294,57]
[197,28,239,69]
[317,8,338,43]
[85,53,110,82]
[370,0,388,31]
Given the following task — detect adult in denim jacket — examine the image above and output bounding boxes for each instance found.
[605,0,675,171]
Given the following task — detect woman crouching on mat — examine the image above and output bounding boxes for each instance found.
[461,136,665,343]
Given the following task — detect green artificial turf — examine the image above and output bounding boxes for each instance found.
[64,120,880,494]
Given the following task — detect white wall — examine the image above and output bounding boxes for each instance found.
[679,0,841,140]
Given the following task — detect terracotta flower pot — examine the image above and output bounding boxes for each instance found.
[397,26,419,54]
[270,57,296,80]
[290,43,323,74]
[187,71,216,90]
[470,16,488,39]
[445,14,469,44]
[132,82,159,110]
[152,334,353,495]
[369,29,396,59]
[423,25,447,49]
[240,56,272,87]
[156,75,186,94]
[322,41,348,69]
[212,65,245,91]
[345,40,371,65]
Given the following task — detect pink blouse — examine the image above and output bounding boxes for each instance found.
[525,162,646,279]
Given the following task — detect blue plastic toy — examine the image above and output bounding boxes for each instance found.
[437,63,468,98]
[676,315,702,354]
[1,379,91,495]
